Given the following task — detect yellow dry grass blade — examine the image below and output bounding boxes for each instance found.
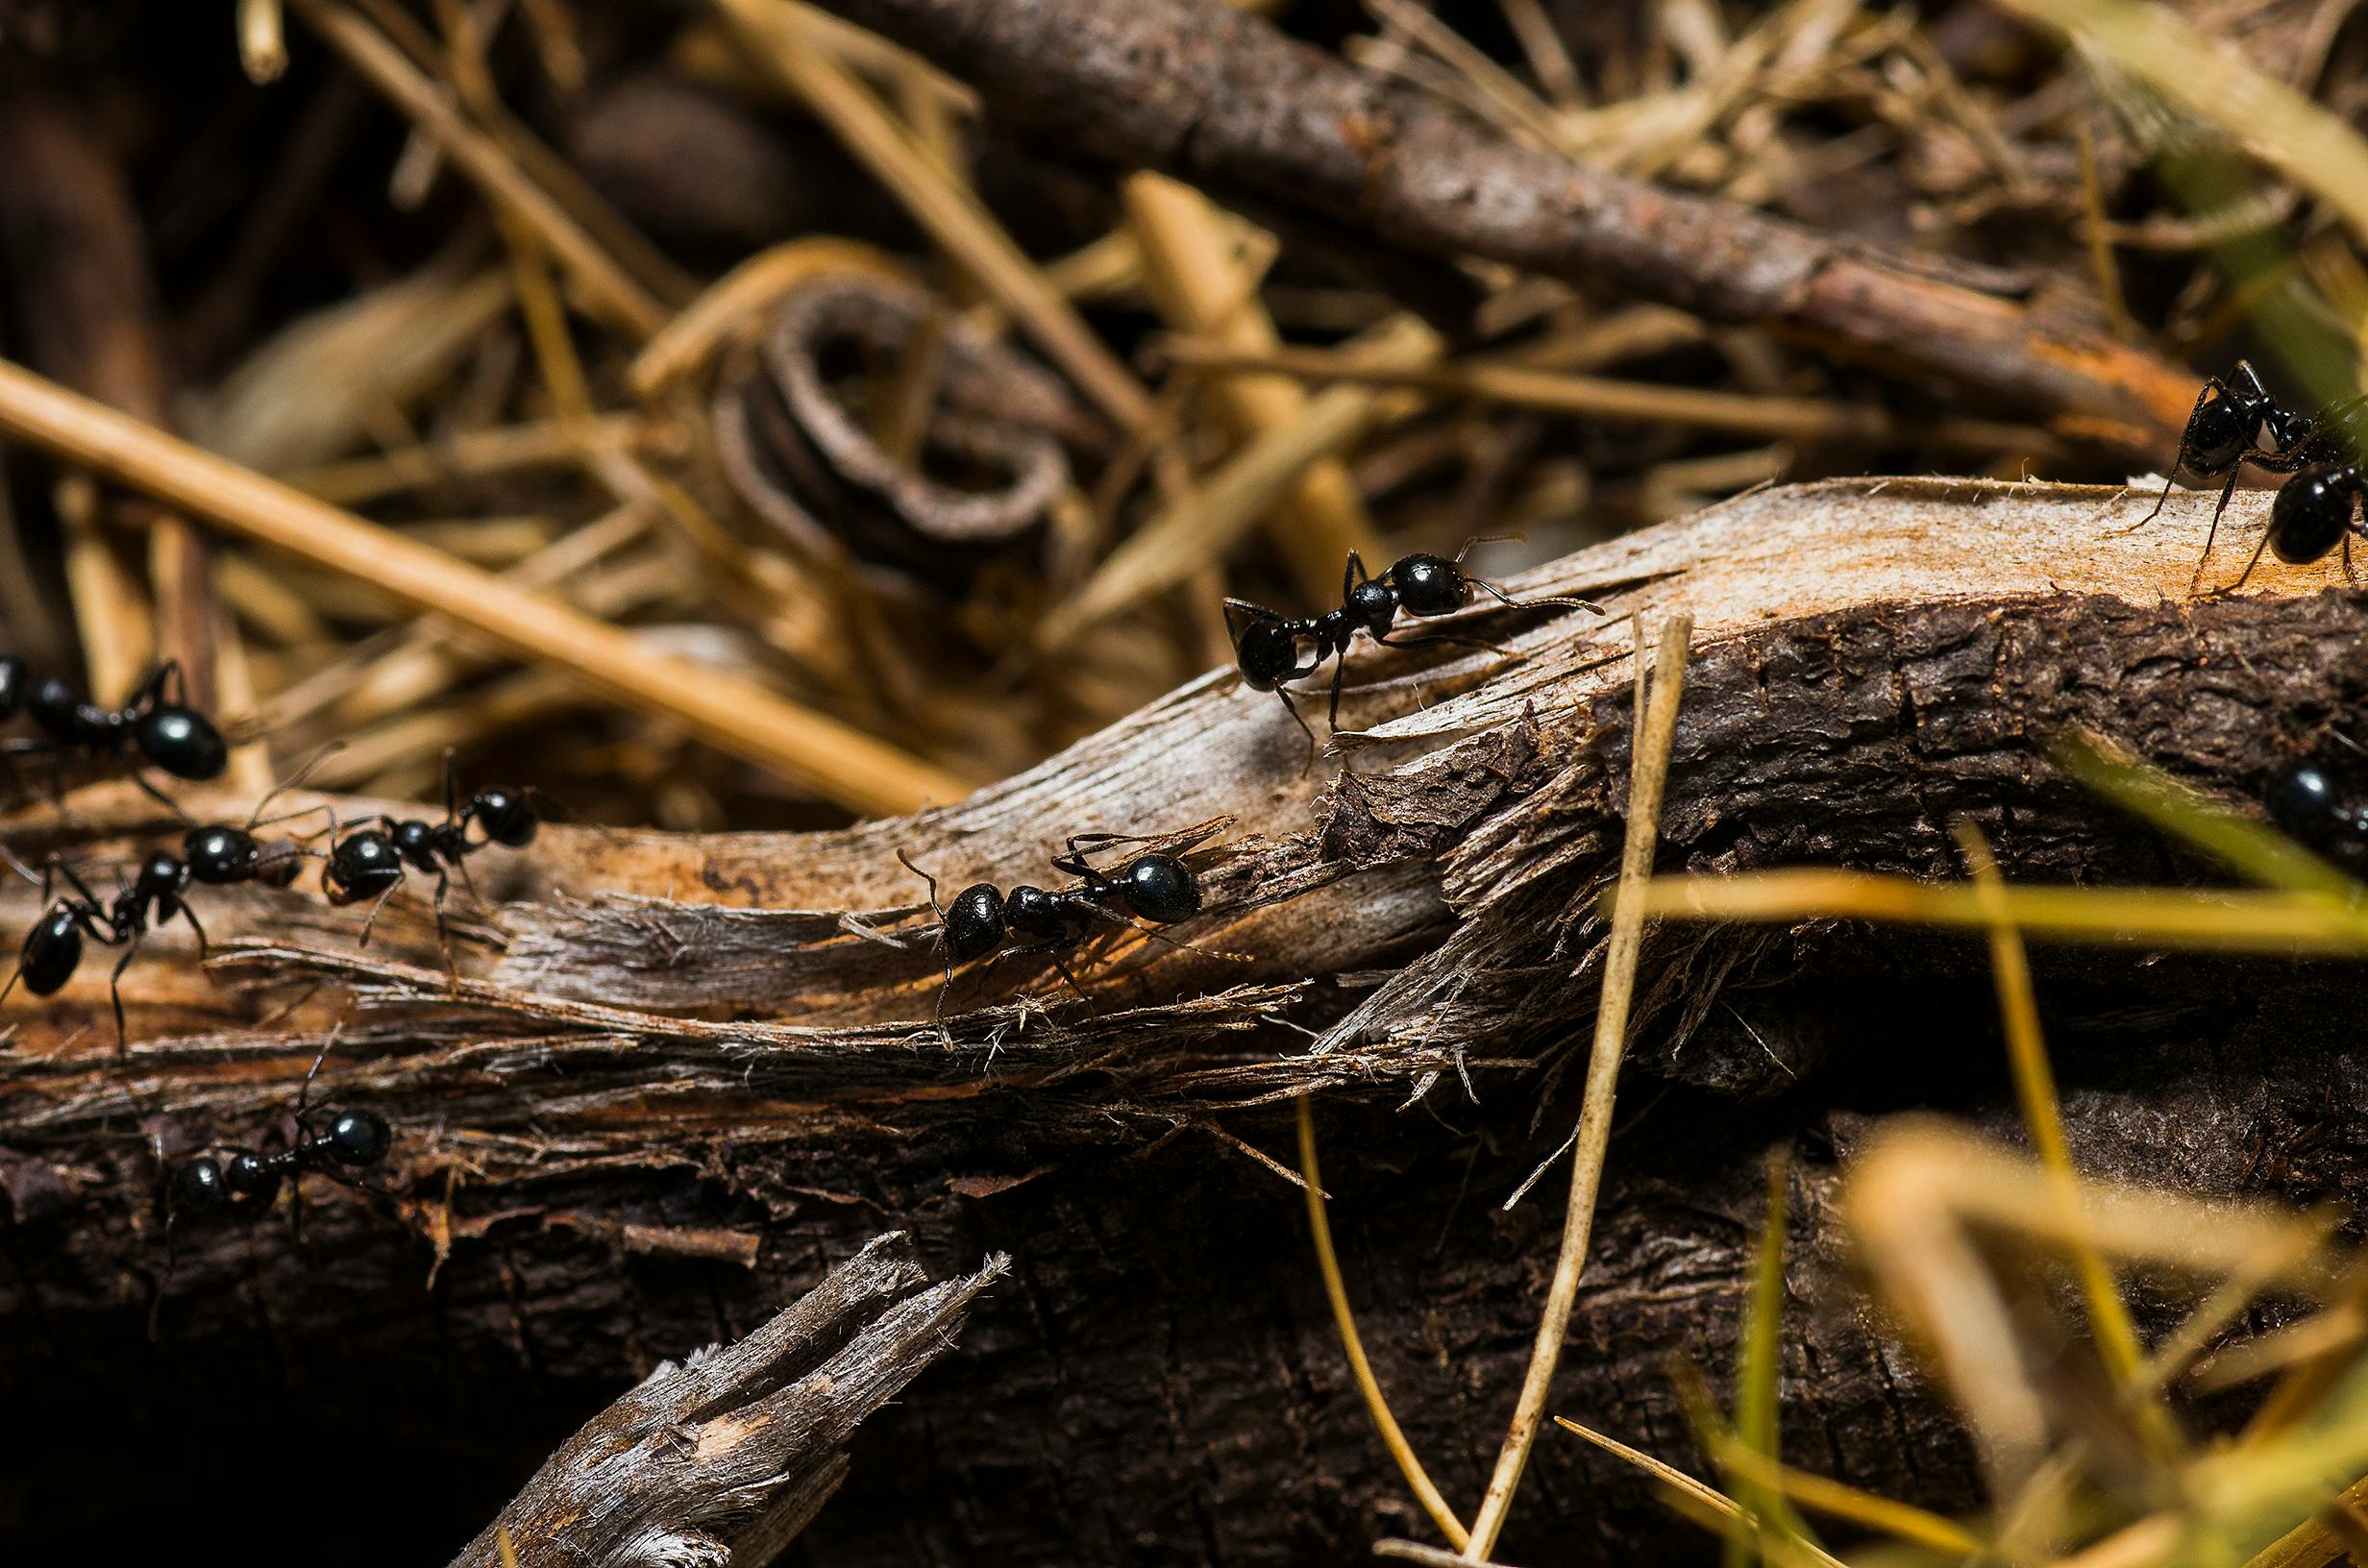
[1294,1095,1470,1550]
[1954,821,2149,1397]
[1638,873,2368,956]
[1551,1417,1850,1568]
[2052,733,2360,903]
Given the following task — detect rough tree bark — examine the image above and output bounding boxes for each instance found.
[2,479,2365,1564]
[801,0,2201,455]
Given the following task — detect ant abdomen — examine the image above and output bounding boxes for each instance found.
[2269,466,2364,565]
[138,706,228,781]
[17,906,86,996]
[0,656,24,721]
[324,1109,391,1167]
[1117,854,1199,923]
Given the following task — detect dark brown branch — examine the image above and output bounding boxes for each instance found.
[802,0,2199,453]
[4,479,2365,1563]
[449,1232,1004,1568]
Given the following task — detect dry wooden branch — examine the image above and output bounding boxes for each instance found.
[448,1232,1004,1568]
[800,0,2200,453]
[7,478,2368,1562]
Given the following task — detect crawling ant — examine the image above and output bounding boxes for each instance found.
[898,823,1219,1014]
[321,750,543,958]
[0,658,228,804]
[2131,361,2368,587]
[171,1107,391,1214]
[0,757,328,1045]
[166,1041,393,1231]
[1223,541,1593,758]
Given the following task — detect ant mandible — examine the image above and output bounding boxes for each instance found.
[321,750,542,958]
[0,659,229,804]
[899,827,1212,1013]
[1223,540,1592,758]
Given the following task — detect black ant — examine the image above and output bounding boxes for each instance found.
[321,751,542,958]
[1222,541,1593,758]
[171,1106,391,1214]
[2129,360,2368,586]
[0,659,229,805]
[898,825,1217,1013]
[166,1041,393,1222]
[0,756,328,1045]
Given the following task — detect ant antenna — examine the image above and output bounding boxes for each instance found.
[896,847,959,1028]
[246,741,345,831]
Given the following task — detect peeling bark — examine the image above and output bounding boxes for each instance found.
[1,479,2362,1562]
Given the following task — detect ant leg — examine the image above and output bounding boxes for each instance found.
[429,872,459,978]
[180,903,210,963]
[108,931,142,1053]
[895,848,960,1030]
[1344,551,1367,603]
[129,768,185,817]
[248,742,345,831]
[2123,380,2223,534]
[354,878,403,948]
[1221,598,1286,642]
[1048,953,1098,1013]
[1327,649,1350,733]
[1272,685,1317,772]
[2225,523,2280,595]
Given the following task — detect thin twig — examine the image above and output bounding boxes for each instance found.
[1465,611,1693,1558]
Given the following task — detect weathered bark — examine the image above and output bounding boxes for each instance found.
[2,479,2364,1563]
[801,0,2200,454]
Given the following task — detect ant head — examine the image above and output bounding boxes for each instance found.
[323,1109,391,1168]
[172,1156,231,1215]
[184,825,260,886]
[1387,553,1468,617]
[1346,576,1399,635]
[1235,620,1302,692]
[945,883,1006,962]
[469,786,538,848]
[223,1152,282,1203]
[323,827,403,906]
[1120,854,1200,924]
[136,706,228,781]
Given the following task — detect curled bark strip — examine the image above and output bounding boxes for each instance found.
[6,479,2367,1562]
[803,0,2200,453]
[447,1231,1005,1568]
[714,273,1082,582]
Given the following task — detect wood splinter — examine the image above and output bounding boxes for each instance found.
[447,1232,1007,1568]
